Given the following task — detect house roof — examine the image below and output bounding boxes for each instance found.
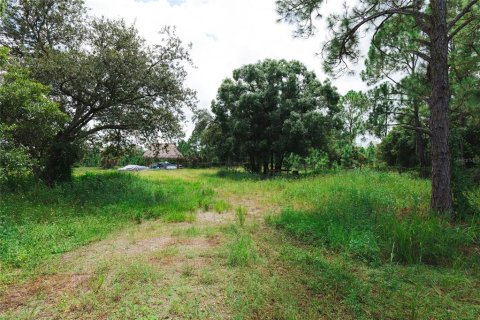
[143,144,184,160]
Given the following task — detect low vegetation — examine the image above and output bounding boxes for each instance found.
[0,0,479,318]
[1,168,478,319]
[269,171,478,266]
[0,171,214,280]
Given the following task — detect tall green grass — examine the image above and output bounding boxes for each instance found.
[0,172,213,272]
[269,170,478,266]
[228,233,258,267]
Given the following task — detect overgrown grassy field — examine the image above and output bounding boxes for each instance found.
[0,171,214,279]
[1,168,479,319]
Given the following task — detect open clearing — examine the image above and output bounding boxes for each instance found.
[1,169,479,319]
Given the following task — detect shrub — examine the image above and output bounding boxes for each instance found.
[0,125,34,190]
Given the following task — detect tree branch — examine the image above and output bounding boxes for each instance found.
[78,124,130,139]
[408,50,431,62]
[449,15,478,40]
[402,124,432,136]
[448,0,479,30]
[336,6,429,63]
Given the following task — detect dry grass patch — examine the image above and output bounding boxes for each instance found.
[0,273,90,312]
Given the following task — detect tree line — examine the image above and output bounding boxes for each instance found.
[181,0,480,217]
[275,0,480,215]
[1,0,479,217]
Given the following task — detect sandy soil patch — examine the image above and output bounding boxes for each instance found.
[0,273,90,312]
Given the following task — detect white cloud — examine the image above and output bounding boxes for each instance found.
[85,0,368,136]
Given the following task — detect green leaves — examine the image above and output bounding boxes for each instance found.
[0,48,66,181]
[1,1,195,182]
[209,59,340,172]
[0,0,87,56]
[338,90,368,145]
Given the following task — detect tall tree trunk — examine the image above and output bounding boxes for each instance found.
[459,114,466,167]
[413,103,427,168]
[263,159,269,175]
[429,0,453,214]
[249,154,258,173]
[270,153,274,172]
[274,153,283,172]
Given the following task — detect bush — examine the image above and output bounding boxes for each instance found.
[467,187,480,220]
[0,125,34,190]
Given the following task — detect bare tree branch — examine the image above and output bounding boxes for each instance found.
[78,125,130,139]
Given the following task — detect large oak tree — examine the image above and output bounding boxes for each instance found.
[0,0,195,184]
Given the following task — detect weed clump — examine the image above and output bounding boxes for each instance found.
[228,234,258,267]
[235,206,247,227]
[213,200,231,213]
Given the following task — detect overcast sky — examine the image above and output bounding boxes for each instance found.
[85,0,368,136]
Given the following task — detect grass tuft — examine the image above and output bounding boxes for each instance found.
[235,206,247,227]
[228,233,258,267]
[213,200,231,213]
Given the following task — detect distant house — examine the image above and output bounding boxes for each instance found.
[143,144,184,164]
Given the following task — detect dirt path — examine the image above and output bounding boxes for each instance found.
[0,195,249,319]
[0,184,321,320]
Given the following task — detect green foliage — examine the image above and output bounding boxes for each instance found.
[118,147,146,167]
[228,233,258,267]
[0,172,213,271]
[276,0,480,213]
[1,0,86,56]
[213,200,231,213]
[340,143,355,168]
[178,109,218,167]
[305,149,329,174]
[378,127,421,168]
[0,125,32,188]
[79,149,102,167]
[284,153,303,172]
[338,90,369,144]
[41,140,80,185]
[269,170,477,266]
[209,59,340,173]
[0,47,67,184]
[77,139,146,168]
[467,186,480,220]
[283,143,379,174]
[1,1,194,183]
[101,144,146,169]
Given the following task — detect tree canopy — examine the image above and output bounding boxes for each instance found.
[0,0,195,183]
[205,59,340,173]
